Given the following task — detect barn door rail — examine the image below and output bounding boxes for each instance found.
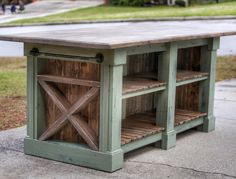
[30,48,104,63]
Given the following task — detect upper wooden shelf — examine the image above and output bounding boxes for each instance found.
[123,70,208,98]
[123,73,166,99]
[176,70,208,86]
[0,21,236,49]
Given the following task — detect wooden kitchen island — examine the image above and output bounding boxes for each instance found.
[0,22,235,172]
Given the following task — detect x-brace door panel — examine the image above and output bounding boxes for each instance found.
[37,58,101,151]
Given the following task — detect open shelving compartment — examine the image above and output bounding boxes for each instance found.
[121,52,165,153]
[120,44,213,152]
[174,46,208,134]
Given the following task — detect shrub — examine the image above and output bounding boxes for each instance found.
[112,0,151,6]
[175,0,187,6]
[0,0,33,5]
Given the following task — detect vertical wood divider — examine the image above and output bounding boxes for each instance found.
[122,62,128,120]
[99,49,126,170]
[199,37,220,132]
[26,55,35,139]
[156,42,177,149]
[34,57,47,139]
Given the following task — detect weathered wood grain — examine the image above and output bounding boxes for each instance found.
[174,109,207,126]
[38,80,99,150]
[1,22,236,49]
[121,113,164,145]
[124,53,157,116]
[38,75,100,87]
[43,59,100,145]
[176,47,202,112]
[123,75,166,95]
[121,109,206,145]
[39,83,99,147]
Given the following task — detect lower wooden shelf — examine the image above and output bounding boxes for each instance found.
[121,109,207,146]
[175,109,207,126]
[121,113,164,145]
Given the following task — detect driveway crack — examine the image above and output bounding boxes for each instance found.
[0,145,23,153]
[127,160,236,178]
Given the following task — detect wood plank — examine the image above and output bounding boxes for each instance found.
[121,112,165,145]
[176,70,208,82]
[38,82,99,149]
[199,38,219,132]
[123,74,166,95]
[24,138,123,172]
[38,75,100,87]
[38,80,99,150]
[121,108,206,145]
[1,21,236,49]
[43,59,100,144]
[156,42,177,149]
[122,132,162,153]
[26,56,35,138]
[174,109,207,126]
[99,50,126,153]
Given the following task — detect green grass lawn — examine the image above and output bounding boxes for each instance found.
[216,56,236,81]
[0,57,26,131]
[0,57,26,97]
[5,1,236,25]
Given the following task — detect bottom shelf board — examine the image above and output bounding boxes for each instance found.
[121,109,207,146]
[175,109,207,126]
[121,113,164,145]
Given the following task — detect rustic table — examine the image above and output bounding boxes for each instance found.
[1,22,236,172]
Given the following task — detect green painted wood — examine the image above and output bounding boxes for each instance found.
[122,86,166,99]
[33,57,47,139]
[122,63,128,120]
[123,62,128,76]
[126,44,166,55]
[156,42,178,150]
[108,61,124,151]
[122,132,162,153]
[26,56,35,139]
[199,37,220,132]
[99,50,126,153]
[24,43,110,61]
[99,62,110,152]
[122,100,126,120]
[176,76,208,87]
[176,39,208,49]
[175,117,204,134]
[24,138,123,172]
[25,45,47,139]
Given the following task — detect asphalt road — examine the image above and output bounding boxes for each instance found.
[0,20,236,57]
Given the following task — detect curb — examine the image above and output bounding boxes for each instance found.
[0,16,236,28]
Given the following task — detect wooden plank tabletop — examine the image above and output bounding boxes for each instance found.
[0,21,236,49]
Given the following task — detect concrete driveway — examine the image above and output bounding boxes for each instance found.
[0,0,104,24]
[0,79,235,179]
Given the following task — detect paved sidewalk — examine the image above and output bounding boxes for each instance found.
[0,79,236,179]
[0,0,103,24]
